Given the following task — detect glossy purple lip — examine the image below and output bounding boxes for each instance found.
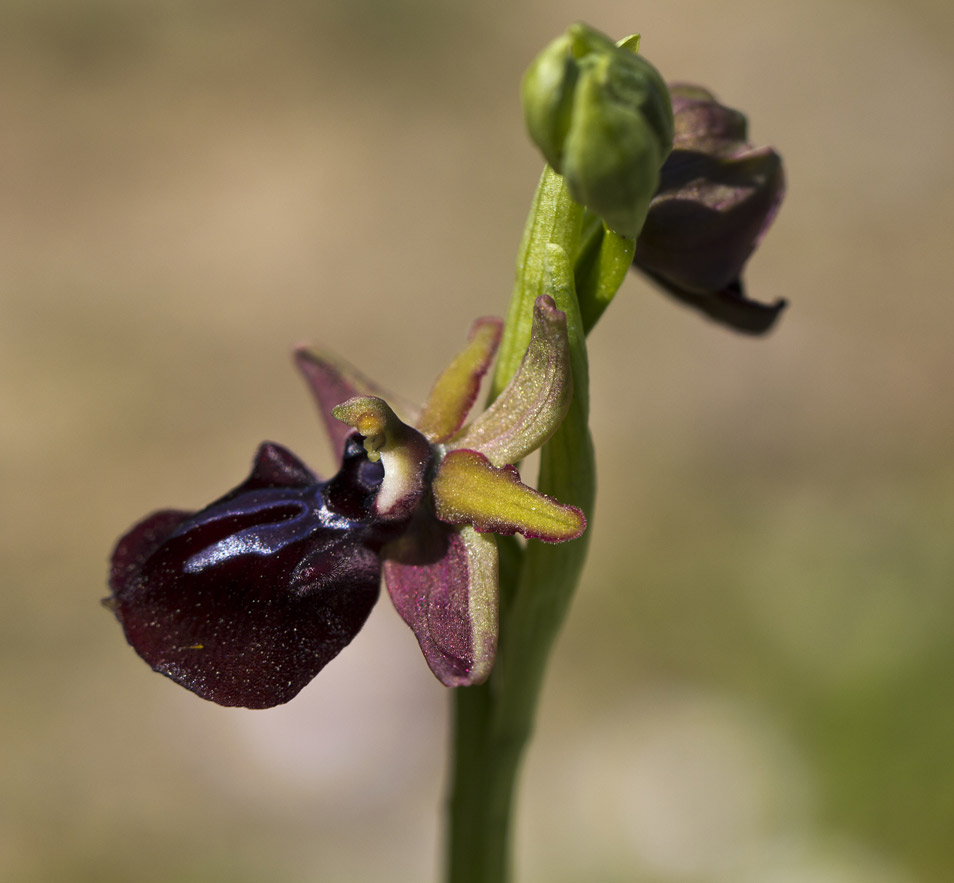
[106,439,402,709]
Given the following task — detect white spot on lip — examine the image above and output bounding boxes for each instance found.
[184,534,280,572]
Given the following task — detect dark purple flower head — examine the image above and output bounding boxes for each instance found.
[107,438,406,708]
[632,83,786,334]
[107,296,585,707]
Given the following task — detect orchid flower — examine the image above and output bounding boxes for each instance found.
[106,295,583,708]
[103,21,789,883]
[632,83,787,333]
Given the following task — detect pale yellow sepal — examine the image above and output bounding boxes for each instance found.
[455,295,572,467]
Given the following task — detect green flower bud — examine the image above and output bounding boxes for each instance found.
[522,23,674,239]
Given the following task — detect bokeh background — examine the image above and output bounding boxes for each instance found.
[3,1,953,881]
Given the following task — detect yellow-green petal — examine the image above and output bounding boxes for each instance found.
[432,448,585,543]
[416,317,503,443]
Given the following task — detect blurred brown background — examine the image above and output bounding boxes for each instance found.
[3,1,953,881]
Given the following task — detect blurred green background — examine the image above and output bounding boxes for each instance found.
[2,1,953,881]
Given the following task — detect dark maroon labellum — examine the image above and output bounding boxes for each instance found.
[106,438,402,708]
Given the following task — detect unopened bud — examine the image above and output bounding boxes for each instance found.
[522,23,674,239]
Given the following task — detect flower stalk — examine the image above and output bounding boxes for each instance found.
[446,167,603,883]
[443,23,680,877]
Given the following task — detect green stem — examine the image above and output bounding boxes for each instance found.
[491,167,586,400]
[445,167,619,883]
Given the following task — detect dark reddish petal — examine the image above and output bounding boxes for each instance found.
[108,509,191,591]
[383,513,498,687]
[636,145,785,295]
[106,441,394,708]
[219,441,319,499]
[638,272,786,334]
[293,348,379,461]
